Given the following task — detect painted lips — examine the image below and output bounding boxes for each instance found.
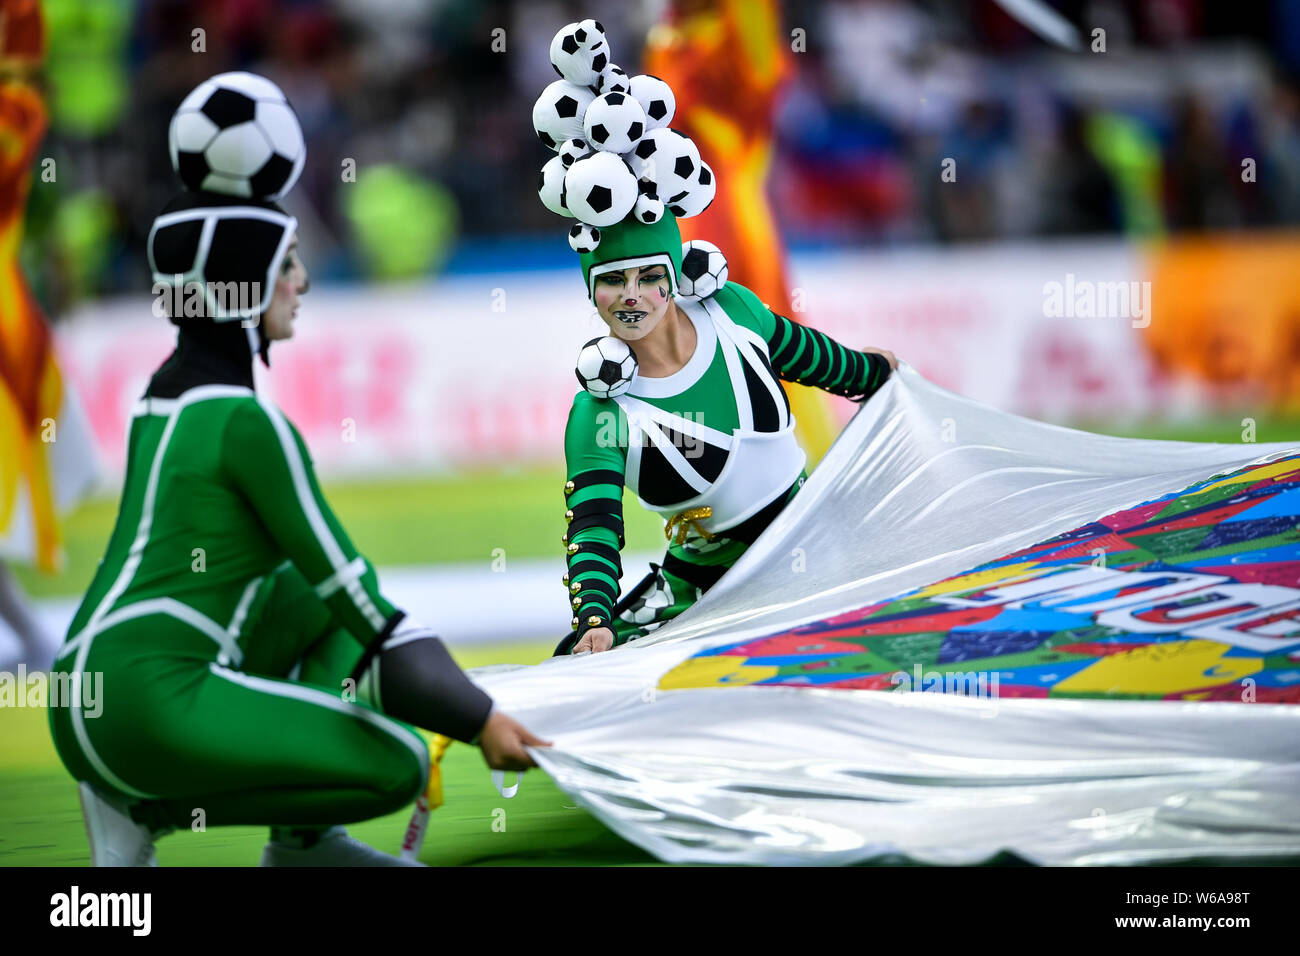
[613,310,646,324]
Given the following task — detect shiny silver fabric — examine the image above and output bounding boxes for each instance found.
[475,365,1300,864]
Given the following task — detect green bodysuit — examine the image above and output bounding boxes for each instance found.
[49,384,440,830]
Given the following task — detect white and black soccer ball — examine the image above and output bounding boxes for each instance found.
[549,21,609,88]
[168,72,305,201]
[592,64,630,95]
[620,571,675,625]
[636,172,659,199]
[627,128,700,206]
[564,151,638,227]
[557,137,592,168]
[575,335,637,399]
[667,161,716,218]
[532,79,595,151]
[583,91,645,155]
[568,222,601,253]
[679,239,728,298]
[629,74,675,131]
[633,192,664,224]
[574,18,607,48]
[538,155,570,216]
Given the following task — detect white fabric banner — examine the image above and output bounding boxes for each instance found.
[471,365,1300,865]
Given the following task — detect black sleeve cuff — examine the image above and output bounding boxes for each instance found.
[373,633,495,744]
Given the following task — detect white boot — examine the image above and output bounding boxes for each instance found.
[260,826,425,867]
[79,782,162,867]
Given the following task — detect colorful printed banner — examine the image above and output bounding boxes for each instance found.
[662,456,1300,701]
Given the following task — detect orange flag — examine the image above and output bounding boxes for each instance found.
[0,0,96,572]
[644,0,838,463]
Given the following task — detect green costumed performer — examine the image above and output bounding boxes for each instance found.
[48,72,548,867]
[533,21,898,655]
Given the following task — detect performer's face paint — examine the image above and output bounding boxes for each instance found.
[262,236,310,341]
[593,265,671,340]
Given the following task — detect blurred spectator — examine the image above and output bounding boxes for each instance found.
[1037,104,1122,235]
[16,0,1300,316]
[1262,73,1300,224]
[1166,94,1239,230]
[342,164,458,280]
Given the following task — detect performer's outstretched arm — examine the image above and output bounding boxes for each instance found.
[766,313,894,402]
[714,281,896,403]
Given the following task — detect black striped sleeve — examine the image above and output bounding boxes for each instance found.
[562,469,625,639]
[765,313,892,402]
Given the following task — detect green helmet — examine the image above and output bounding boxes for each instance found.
[578,212,682,301]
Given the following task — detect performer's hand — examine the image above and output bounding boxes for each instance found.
[573,626,614,654]
[864,347,898,371]
[477,710,551,771]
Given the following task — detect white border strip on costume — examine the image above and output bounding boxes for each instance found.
[379,632,434,655]
[131,397,181,418]
[254,397,387,631]
[208,664,429,782]
[627,298,717,399]
[706,301,753,432]
[87,384,254,630]
[586,253,677,301]
[69,384,255,798]
[704,296,789,430]
[730,320,792,427]
[149,205,295,231]
[624,403,644,498]
[382,630,438,653]
[314,556,368,601]
[148,206,297,320]
[85,599,243,663]
[226,575,265,639]
[614,394,734,449]
[624,410,712,496]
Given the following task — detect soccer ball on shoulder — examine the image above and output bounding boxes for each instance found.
[575,335,638,399]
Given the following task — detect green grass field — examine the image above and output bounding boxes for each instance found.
[0,640,660,867]
[4,465,672,865]
[4,414,1297,867]
[12,464,670,600]
[13,415,1298,602]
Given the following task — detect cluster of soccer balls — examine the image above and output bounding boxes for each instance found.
[533,18,717,253]
[167,72,306,201]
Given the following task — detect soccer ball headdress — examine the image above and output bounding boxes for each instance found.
[151,71,307,363]
[532,20,721,277]
[168,71,306,201]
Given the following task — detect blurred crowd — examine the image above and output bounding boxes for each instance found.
[17,0,1300,316]
[776,0,1300,243]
